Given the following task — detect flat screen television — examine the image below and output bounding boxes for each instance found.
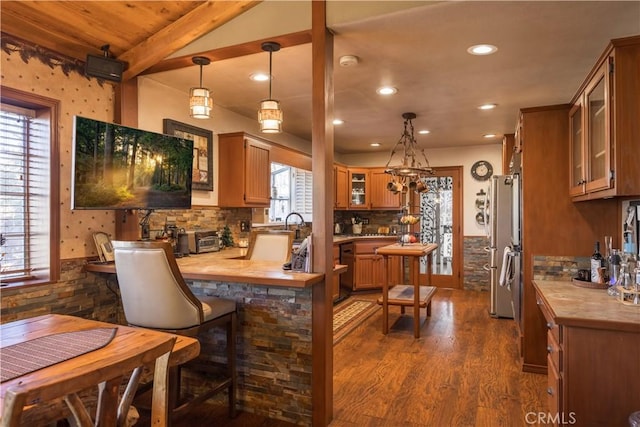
[71,116,193,210]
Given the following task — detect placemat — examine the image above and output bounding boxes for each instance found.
[1,327,118,382]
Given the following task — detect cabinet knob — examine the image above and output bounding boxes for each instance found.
[547,345,553,354]
[547,387,554,396]
[547,322,553,330]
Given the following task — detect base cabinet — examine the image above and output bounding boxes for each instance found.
[332,244,340,300]
[535,282,640,426]
[347,239,402,291]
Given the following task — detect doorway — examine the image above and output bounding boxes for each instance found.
[417,166,463,288]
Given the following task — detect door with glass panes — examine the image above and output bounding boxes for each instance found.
[417,166,462,288]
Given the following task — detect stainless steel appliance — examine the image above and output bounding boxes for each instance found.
[487,175,519,318]
[187,230,221,254]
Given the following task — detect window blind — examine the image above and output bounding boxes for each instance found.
[293,169,313,215]
[0,106,50,282]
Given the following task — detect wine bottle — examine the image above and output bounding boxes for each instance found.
[590,241,604,283]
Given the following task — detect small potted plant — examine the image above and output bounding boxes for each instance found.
[220,225,234,249]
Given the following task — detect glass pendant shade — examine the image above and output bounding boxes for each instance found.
[258,42,282,133]
[189,56,212,119]
[189,87,213,119]
[258,99,283,133]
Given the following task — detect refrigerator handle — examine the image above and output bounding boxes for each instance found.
[483,186,490,238]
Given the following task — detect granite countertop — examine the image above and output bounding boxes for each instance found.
[533,280,640,332]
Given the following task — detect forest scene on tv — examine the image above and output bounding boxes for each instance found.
[73,117,193,209]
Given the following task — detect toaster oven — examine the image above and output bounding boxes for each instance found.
[187,230,221,253]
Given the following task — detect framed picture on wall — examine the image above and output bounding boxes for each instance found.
[163,119,213,191]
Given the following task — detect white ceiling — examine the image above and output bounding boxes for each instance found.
[146,1,640,154]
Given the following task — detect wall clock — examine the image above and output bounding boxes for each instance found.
[471,160,493,181]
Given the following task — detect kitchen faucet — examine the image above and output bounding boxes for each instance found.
[285,212,306,240]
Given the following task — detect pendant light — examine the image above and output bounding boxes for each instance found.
[189,56,213,119]
[258,41,283,133]
[384,112,434,194]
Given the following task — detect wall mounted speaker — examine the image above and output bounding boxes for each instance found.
[85,54,125,82]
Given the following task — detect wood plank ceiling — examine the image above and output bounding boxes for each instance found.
[0,1,262,80]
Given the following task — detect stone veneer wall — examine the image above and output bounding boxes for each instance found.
[532,255,589,281]
[140,207,252,240]
[0,260,120,323]
[334,210,400,234]
[463,236,489,291]
[186,280,313,425]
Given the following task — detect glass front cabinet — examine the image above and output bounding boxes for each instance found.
[348,168,369,209]
[569,61,612,198]
[569,36,640,201]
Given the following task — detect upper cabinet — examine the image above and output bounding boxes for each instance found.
[334,164,349,209]
[369,168,402,209]
[348,168,370,209]
[569,35,640,201]
[218,132,271,207]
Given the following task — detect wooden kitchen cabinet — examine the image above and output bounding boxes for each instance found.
[334,164,349,209]
[569,35,640,201]
[534,281,640,426]
[348,168,369,209]
[218,132,271,207]
[370,168,402,209]
[350,240,402,291]
[517,104,619,374]
[332,244,341,300]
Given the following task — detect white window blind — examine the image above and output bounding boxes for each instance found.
[0,105,51,283]
[293,169,313,215]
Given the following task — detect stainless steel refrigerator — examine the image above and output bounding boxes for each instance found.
[487,175,517,318]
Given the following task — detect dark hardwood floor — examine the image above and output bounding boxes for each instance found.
[161,289,548,426]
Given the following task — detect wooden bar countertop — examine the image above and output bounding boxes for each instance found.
[533,280,640,333]
[85,247,345,288]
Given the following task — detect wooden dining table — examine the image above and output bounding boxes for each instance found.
[0,314,199,427]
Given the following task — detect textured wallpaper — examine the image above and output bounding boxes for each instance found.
[1,49,117,260]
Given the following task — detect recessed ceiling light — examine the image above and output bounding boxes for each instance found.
[478,103,497,110]
[250,73,270,82]
[376,86,397,95]
[483,133,498,138]
[467,44,498,56]
[333,119,344,125]
[370,142,381,147]
[418,130,430,135]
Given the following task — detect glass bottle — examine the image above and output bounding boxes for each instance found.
[590,241,604,283]
[607,249,621,296]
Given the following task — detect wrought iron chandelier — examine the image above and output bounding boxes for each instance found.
[384,112,433,194]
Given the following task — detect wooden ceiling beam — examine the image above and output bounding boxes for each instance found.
[140,30,312,75]
[120,0,261,81]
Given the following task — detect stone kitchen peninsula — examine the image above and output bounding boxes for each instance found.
[85,249,327,425]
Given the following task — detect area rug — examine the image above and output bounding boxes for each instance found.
[333,299,380,344]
